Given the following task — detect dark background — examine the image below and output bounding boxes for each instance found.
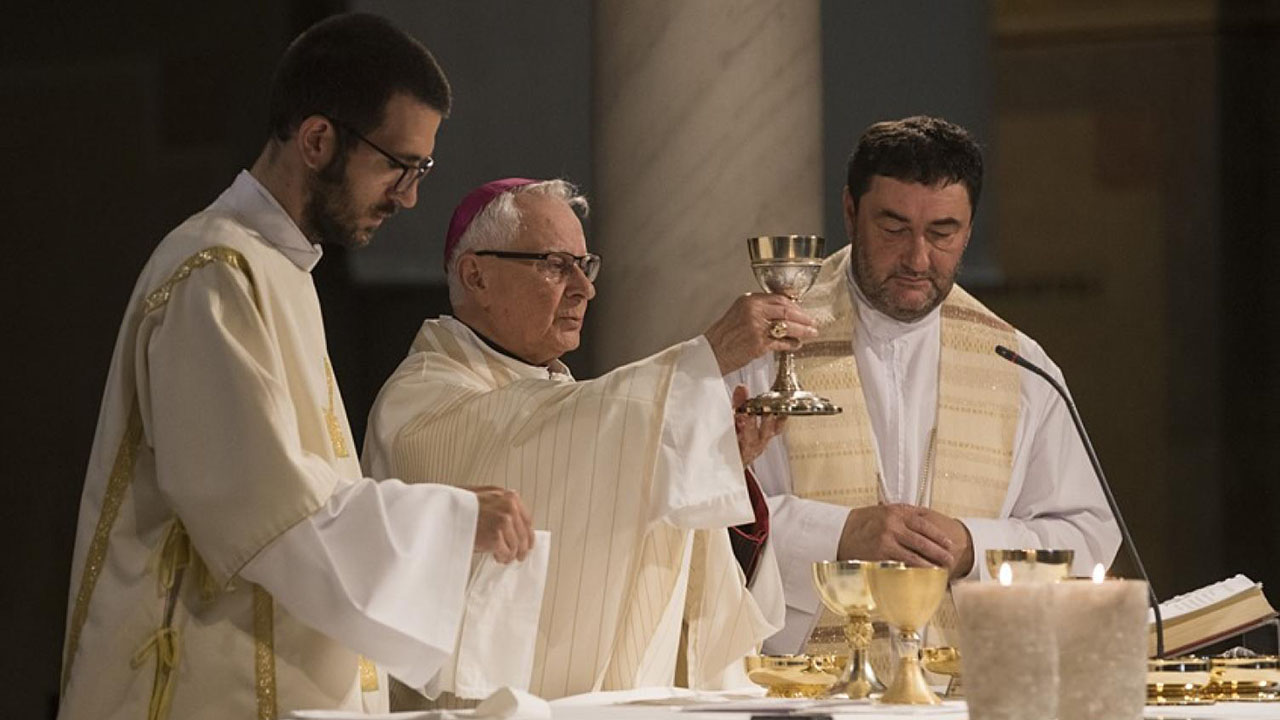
[2,1,1277,717]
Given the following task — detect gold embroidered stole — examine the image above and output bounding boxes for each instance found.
[788,248,1019,653]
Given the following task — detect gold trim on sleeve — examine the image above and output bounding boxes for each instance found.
[143,247,253,315]
[62,402,144,693]
[253,585,278,720]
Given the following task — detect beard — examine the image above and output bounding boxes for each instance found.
[302,152,397,249]
[851,232,960,323]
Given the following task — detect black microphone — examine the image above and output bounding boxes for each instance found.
[994,344,1165,658]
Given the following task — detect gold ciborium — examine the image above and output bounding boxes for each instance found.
[865,564,949,705]
[743,654,847,698]
[813,560,902,699]
[985,548,1074,583]
[741,236,840,416]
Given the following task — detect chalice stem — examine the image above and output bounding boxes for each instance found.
[840,615,877,699]
[770,349,801,394]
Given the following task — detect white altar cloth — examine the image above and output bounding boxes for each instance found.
[288,684,1280,720]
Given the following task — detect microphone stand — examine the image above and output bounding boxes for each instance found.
[994,344,1165,658]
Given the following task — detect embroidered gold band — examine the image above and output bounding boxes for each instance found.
[358,656,379,692]
[62,402,143,693]
[323,358,350,458]
[144,247,252,315]
[254,585,278,720]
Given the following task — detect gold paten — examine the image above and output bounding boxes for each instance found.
[1208,655,1280,701]
[984,549,1074,582]
[1147,657,1216,705]
[921,646,963,699]
[743,654,848,698]
[741,236,841,416]
[866,564,949,705]
[813,560,902,698]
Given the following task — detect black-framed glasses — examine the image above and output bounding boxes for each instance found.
[330,118,434,194]
[474,250,601,282]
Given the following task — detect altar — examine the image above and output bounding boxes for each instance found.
[286,685,1280,720]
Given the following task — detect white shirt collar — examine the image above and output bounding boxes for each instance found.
[439,316,574,381]
[211,170,324,273]
[845,257,941,343]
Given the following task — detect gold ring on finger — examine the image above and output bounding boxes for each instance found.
[767,319,788,339]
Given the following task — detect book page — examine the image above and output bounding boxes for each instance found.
[1147,574,1257,624]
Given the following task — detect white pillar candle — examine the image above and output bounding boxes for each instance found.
[1054,569,1148,720]
[954,572,1058,720]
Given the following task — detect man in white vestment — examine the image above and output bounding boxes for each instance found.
[58,15,535,720]
[365,178,813,701]
[729,116,1123,654]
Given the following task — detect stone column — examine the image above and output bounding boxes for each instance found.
[588,0,823,374]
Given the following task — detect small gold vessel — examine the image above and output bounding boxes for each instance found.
[743,654,849,698]
[921,646,963,698]
[1208,655,1280,701]
[984,548,1073,583]
[1147,656,1216,705]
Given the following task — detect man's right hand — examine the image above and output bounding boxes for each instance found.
[837,503,956,570]
[705,293,818,376]
[470,486,535,563]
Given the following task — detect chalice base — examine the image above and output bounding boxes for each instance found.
[742,390,841,416]
[879,657,942,705]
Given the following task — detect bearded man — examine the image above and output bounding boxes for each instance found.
[58,15,534,720]
[364,177,814,702]
[730,116,1122,654]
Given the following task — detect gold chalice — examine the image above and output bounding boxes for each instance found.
[865,564,949,705]
[985,549,1074,583]
[743,654,847,698]
[813,560,902,699]
[741,235,840,416]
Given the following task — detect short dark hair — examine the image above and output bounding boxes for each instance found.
[267,13,451,141]
[845,116,983,216]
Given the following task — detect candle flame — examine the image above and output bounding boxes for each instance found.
[1092,563,1106,583]
[999,562,1013,586]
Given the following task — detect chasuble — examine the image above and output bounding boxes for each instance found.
[364,317,785,700]
[59,172,478,720]
[730,245,1121,654]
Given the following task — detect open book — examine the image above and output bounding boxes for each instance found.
[1148,575,1278,656]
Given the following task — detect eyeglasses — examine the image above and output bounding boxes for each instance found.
[474,250,601,282]
[330,118,434,194]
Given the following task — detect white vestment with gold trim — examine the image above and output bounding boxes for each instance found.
[730,245,1120,654]
[59,171,477,720]
[364,318,785,700]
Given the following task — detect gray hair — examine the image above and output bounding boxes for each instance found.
[447,179,589,308]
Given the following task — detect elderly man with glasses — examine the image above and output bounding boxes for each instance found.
[364,177,817,706]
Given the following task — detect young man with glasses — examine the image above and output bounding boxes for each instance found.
[363,178,820,705]
[58,14,534,720]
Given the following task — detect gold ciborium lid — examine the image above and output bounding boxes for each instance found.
[743,653,847,698]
